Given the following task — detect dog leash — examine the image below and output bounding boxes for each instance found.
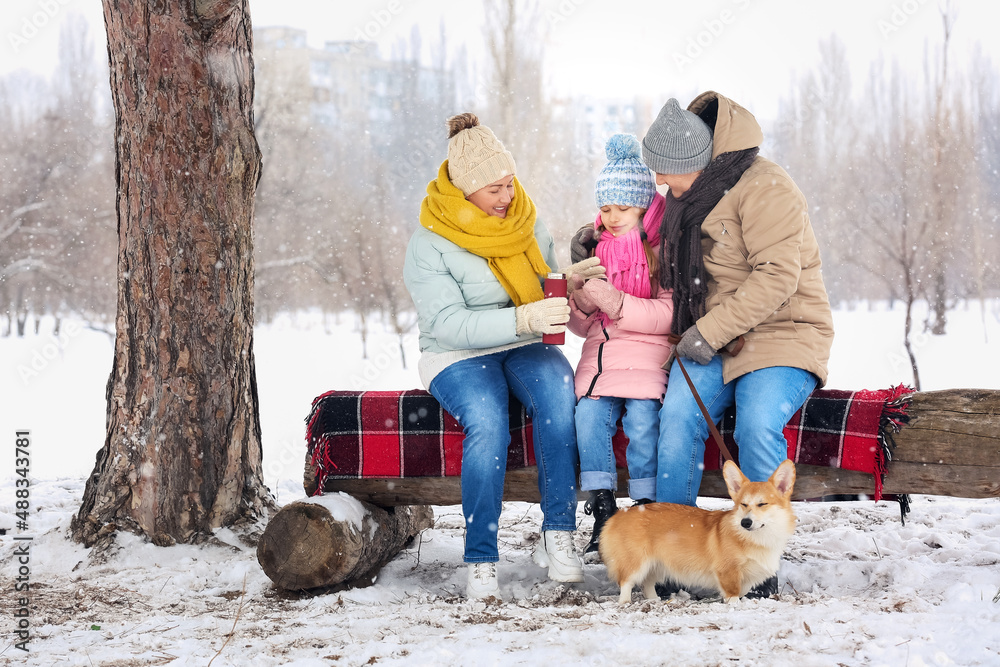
[665,334,739,464]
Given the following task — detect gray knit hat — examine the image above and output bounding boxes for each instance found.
[641,98,713,175]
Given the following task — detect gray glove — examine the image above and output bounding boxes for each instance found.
[569,224,598,264]
[675,325,717,365]
[515,298,570,336]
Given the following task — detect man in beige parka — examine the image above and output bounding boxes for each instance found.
[641,90,834,499]
[651,91,834,597]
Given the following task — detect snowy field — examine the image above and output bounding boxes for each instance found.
[1,301,999,665]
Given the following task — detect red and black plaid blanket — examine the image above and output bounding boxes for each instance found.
[306,385,911,502]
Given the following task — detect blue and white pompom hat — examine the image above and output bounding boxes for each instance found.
[595,133,657,209]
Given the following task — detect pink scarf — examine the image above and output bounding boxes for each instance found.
[592,193,665,327]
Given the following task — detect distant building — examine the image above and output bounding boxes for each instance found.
[254,26,454,159]
[548,95,660,175]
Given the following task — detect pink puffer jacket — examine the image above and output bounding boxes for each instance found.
[568,195,674,400]
[568,284,674,400]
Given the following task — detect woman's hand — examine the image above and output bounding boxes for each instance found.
[559,256,605,290]
[515,298,570,336]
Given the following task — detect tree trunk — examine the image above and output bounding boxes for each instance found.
[72,0,271,547]
[307,389,1000,504]
[257,498,433,591]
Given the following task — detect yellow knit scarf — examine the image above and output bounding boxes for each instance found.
[419,160,549,306]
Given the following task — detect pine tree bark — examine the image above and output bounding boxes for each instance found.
[72,0,271,547]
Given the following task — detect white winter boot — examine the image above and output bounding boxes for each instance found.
[466,562,500,599]
[532,531,584,583]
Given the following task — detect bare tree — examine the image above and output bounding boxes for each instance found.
[479,0,589,250]
[967,46,1000,340]
[769,19,1000,390]
[49,14,117,322]
[923,2,962,335]
[860,61,938,389]
[482,0,549,186]
[0,15,116,332]
[72,0,272,547]
[252,23,458,358]
[252,33,342,321]
[771,37,861,306]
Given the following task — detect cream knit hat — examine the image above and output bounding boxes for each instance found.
[446,113,517,197]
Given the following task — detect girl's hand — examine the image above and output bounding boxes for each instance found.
[570,276,596,315]
[583,279,624,320]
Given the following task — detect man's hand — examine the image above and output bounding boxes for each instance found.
[675,325,717,365]
[569,224,598,264]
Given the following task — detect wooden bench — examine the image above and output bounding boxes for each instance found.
[257,389,1000,591]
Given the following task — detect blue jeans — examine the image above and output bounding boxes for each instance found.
[656,356,818,505]
[576,396,659,502]
[428,343,579,563]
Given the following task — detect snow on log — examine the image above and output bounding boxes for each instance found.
[257,493,433,591]
[305,389,1000,504]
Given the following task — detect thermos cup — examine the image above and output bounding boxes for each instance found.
[542,272,567,345]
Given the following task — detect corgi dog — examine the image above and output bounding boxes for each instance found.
[599,459,797,604]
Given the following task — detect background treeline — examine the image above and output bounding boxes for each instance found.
[2,3,998,353]
[1,15,116,335]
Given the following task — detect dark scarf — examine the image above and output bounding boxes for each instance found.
[659,147,760,335]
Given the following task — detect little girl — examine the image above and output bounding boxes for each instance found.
[567,133,675,553]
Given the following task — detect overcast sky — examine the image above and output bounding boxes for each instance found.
[4,0,999,121]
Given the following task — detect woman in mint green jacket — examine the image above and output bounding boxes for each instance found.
[403,113,603,600]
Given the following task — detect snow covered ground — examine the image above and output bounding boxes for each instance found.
[1,301,999,666]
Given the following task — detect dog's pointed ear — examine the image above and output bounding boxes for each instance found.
[722,460,747,498]
[769,459,796,497]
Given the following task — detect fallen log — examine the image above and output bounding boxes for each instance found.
[307,389,1000,504]
[257,494,433,591]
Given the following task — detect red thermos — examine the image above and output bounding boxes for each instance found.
[542,272,567,345]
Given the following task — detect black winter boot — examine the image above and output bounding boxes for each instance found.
[745,575,779,599]
[583,489,617,553]
[656,580,717,601]
[655,580,682,600]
